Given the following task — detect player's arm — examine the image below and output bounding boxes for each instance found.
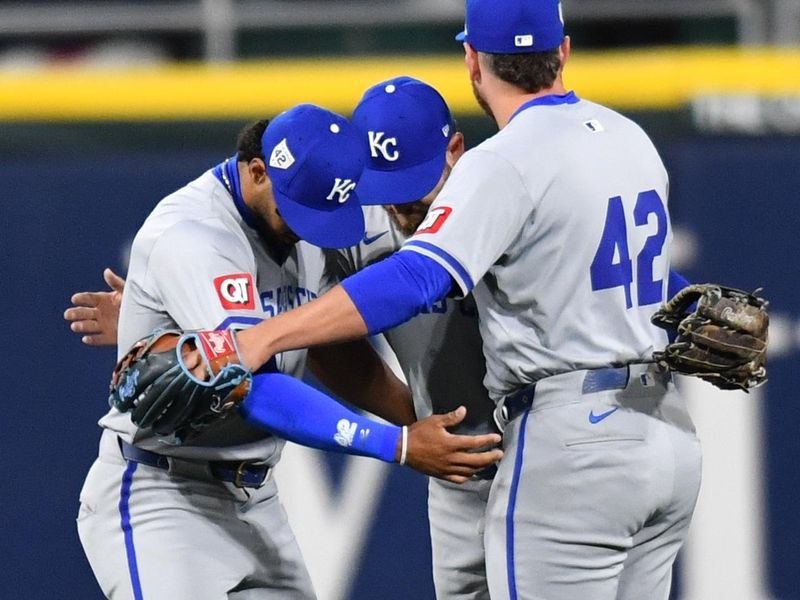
[64,268,125,346]
[303,248,415,425]
[147,219,262,331]
[113,330,502,482]
[234,251,453,370]
[239,372,500,482]
[307,341,416,426]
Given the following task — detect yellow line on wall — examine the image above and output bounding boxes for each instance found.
[1,47,799,120]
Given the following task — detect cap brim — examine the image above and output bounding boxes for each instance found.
[455,30,467,42]
[273,189,366,249]
[357,152,447,205]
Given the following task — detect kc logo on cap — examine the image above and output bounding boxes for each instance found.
[327,178,357,204]
[368,131,400,162]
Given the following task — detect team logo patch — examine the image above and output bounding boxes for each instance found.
[416,206,453,235]
[368,131,400,162]
[326,178,357,203]
[214,273,256,310]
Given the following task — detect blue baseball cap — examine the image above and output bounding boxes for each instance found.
[262,104,367,249]
[352,76,455,205]
[455,0,565,53]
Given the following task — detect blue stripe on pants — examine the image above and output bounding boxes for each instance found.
[119,461,144,600]
[506,409,530,600]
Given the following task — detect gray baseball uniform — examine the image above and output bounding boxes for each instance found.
[78,165,329,599]
[402,94,702,599]
[334,204,494,600]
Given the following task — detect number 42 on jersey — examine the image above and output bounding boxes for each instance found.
[590,189,668,309]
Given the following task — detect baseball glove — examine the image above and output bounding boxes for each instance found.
[651,284,769,391]
[109,329,252,438]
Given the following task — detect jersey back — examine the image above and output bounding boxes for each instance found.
[402,96,672,399]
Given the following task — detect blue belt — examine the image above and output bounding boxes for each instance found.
[498,366,633,428]
[119,439,271,489]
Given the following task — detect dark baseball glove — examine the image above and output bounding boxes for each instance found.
[651,284,769,391]
[109,329,252,438]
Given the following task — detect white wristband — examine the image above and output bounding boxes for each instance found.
[399,426,409,466]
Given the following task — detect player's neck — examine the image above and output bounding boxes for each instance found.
[490,80,568,129]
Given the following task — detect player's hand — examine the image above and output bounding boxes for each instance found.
[64,268,125,346]
[403,406,503,484]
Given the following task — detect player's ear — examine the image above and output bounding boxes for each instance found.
[446,132,465,166]
[464,43,481,83]
[248,158,267,185]
[559,36,571,71]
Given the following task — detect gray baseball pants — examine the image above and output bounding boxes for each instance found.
[485,364,702,600]
[77,430,315,599]
[429,476,493,599]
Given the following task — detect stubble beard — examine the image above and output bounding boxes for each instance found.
[471,80,494,120]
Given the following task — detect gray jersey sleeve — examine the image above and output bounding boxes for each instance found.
[146,219,258,331]
[400,148,532,296]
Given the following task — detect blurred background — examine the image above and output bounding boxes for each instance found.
[1,1,799,598]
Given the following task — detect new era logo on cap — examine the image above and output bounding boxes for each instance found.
[269,139,295,170]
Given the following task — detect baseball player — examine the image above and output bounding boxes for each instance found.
[344,76,497,599]
[216,2,704,598]
[75,103,501,600]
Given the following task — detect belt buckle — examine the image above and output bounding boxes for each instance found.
[233,461,250,489]
[493,403,510,434]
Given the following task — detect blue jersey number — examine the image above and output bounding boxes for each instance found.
[590,190,667,308]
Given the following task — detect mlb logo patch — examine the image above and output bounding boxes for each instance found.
[514,34,534,47]
[584,119,605,133]
[214,273,256,310]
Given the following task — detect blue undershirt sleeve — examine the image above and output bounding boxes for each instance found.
[668,270,690,300]
[341,250,453,335]
[666,270,692,342]
[238,373,401,463]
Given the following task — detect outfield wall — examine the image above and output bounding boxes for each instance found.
[0,47,799,120]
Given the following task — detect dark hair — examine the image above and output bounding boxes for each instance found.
[484,49,561,94]
[236,119,269,162]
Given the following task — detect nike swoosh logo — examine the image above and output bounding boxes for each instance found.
[363,231,389,245]
[588,407,619,424]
